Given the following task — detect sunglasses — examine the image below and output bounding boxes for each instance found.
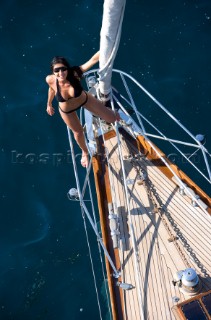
[53,66,68,73]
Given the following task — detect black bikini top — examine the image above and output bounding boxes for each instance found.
[55,66,83,103]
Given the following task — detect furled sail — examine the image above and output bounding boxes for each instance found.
[98,0,126,101]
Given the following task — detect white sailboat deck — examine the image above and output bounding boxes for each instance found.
[104,132,211,320]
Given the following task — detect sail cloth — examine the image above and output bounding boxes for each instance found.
[98,0,126,100]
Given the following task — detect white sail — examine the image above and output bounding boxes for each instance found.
[98,0,126,99]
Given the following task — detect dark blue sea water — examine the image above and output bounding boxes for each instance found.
[1,1,211,319]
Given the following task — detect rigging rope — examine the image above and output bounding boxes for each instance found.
[67,128,103,318]
[67,124,120,318]
[80,109,113,318]
[87,176,112,319]
[111,104,145,320]
[98,106,145,318]
[99,119,128,319]
[81,206,103,320]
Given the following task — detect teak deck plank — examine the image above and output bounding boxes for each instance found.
[102,132,211,320]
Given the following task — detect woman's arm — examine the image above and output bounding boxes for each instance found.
[46,76,55,116]
[80,51,100,73]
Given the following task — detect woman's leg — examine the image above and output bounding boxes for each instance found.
[85,93,120,123]
[59,110,89,167]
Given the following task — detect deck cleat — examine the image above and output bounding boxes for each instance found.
[116,282,134,290]
[191,195,200,207]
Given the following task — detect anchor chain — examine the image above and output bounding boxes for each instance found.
[122,142,209,277]
[127,153,192,269]
[143,178,191,269]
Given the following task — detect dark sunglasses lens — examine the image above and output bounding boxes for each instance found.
[54,67,67,72]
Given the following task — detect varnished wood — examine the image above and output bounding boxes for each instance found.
[92,141,124,319]
[176,290,211,320]
[92,155,119,320]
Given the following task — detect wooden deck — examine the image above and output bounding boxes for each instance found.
[97,128,211,320]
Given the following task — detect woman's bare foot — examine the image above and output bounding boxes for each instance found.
[81,152,89,168]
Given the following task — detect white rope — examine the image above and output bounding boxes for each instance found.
[87,178,112,319]
[111,91,211,214]
[120,73,146,135]
[113,129,145,320]
[67,127,120,273]
[103,103,145,318]
[113,69,211,157]
[98,119,128,319]
[67,128,104,318]
[80,89,115,318]
[112,87,211,186]
[136,111,211,185]
[68,105,114,318]
[81,206,103,320]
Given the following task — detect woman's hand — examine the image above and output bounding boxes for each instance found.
[46,105,55,116]
[46,82,55,115]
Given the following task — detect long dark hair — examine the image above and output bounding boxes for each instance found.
[50,56,83,90]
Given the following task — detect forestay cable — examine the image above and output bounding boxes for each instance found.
[98,119,128,320]
[80,109,113,318]
[67,125,120,275]
[67,127,103,319]
[87,176,112,319]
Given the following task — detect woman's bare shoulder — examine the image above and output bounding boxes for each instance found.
[46,74,55,85]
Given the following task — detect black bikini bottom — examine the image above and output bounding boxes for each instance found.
[59,91,88,114]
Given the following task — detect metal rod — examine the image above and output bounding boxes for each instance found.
[142,133,201,148]
[120,73,146,136]
[67,127,120,278]
[114,69,208,149]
